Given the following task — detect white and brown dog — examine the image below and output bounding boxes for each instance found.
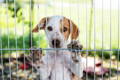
[32,16,84,80]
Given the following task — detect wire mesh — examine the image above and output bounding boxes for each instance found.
[0,0,120,80]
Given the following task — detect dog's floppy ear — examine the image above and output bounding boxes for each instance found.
[32,17,49,32]
[70,21,79,40]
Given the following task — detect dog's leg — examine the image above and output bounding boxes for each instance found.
[67,40,85,79]
[67,40,83,63]
[25,47,44,69]
[28,47,52,80]
[67,40,84,65]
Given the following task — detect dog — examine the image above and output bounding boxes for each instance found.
[32,16,84,80]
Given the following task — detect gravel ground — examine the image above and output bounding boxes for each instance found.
[0,58,120,80]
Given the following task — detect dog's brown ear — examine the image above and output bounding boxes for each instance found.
[70,21,79,40]
[32,17,49,32]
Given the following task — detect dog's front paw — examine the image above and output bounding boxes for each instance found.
[29,47,43,62]
[67,40,83,53]
[67,40,83,63]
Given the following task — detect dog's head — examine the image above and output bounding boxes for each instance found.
[32,16,79,48]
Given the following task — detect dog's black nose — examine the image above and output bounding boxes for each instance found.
[52,39,60,48]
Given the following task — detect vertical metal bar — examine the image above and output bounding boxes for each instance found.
[37,1,42,71]
[93,0,96,80]
[102,0,104,79]
[46,50,48,80]
[0,26,4,80]
[117,0,120,79]
[21,1,26,78]
[30,0,33,47]
[30,0,33,78]
[14,0,18,79]
[61,0,64,79]
[69,0,72,80]
[77,1,80,80]
[52,0,56,80]
[85,0,88,79]
[55,36,56,80]
[5,0,11,79]
[37,3,40,80]
[109,0,112,79]
[44,1,49,80]
[22,3,25,53]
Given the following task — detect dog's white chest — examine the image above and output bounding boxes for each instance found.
[42,51,71,80]
[39,50,84,80]
[51,63,71,80]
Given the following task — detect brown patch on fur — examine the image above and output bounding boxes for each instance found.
[60,17,71,40]
[70,22,79,40]
[60,17,79,40]
[32,17,49,32]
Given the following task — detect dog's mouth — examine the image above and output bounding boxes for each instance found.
[51,39,61,48]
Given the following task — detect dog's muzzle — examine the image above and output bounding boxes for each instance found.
[52,39,61,48]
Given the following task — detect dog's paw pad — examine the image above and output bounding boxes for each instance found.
[29,47,43,62]
[67,40,83,52]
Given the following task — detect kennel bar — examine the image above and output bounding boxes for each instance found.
[117,0,120,80]
[0,0,120,80]
[0,49,120,52]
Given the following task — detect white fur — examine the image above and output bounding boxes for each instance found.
[37,16,84,80]
[44,16,67,48]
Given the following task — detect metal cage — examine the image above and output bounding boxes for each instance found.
[0,0,120,80]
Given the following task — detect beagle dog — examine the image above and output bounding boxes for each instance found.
[32,16,84,80]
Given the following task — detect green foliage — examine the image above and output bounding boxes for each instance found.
[97,51,111,59]
[86,50,120,60]
[0,32,47,53]
[3,0,23,22]
[97,51,113,59]
[1,33,36,53]
[2,34,37,49]
[113,50,120,61]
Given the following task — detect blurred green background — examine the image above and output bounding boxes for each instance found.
[0,0,120,59]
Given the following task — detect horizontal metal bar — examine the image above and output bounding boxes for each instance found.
[0,48,119,52]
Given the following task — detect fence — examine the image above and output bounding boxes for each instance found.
[0,0,120,80]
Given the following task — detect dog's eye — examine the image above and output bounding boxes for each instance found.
[63,27,67,32]
[47,26,53,31]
